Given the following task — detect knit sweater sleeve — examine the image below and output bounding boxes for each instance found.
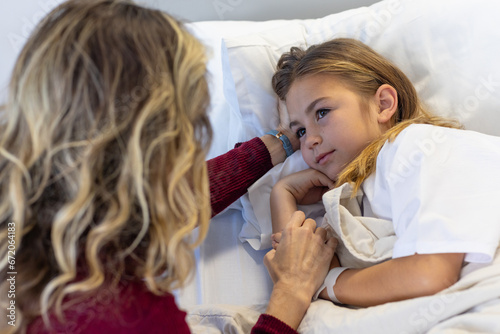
[207,137,273,217]
[251,314,298,334]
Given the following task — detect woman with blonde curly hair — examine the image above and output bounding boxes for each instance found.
[0,1,335,333]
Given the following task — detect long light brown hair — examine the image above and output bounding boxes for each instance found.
[272,38,461,192]
[0,0,212,332]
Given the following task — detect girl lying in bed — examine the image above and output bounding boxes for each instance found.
[269,38,500,307]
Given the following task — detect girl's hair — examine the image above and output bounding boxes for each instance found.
[272,38,461,192]
[0,0,212,331]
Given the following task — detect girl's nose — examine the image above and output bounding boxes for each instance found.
[305,131,321,149]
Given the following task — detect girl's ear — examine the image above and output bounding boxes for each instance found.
[375,84,398,125]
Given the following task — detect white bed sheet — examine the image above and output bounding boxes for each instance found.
[175,209,273,308]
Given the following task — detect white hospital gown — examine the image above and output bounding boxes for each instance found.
[362,123,500,264]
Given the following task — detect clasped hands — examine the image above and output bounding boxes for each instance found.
[264,211,337,306]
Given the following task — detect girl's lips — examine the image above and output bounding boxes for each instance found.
[316,150,334,165]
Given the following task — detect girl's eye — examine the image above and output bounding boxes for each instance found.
[296,128,306,138]
[317,108,330,119]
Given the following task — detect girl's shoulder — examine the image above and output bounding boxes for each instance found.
[376,123,500,182]
[379,124,450,162]
[384,123,500,158]
[391,123,450,146]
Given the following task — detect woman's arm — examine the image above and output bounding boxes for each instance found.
[319,252,464,307]
[208,103,300,217]
[208,137,274,216]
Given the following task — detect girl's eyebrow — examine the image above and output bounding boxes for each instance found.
[289,97,328,128]
[289,119,300,129]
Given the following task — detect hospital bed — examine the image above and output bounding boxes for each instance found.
[179,0,500,332]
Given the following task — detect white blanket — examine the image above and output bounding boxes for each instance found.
[299,185,500,333]
[321,183,395,269]
[187,184,500,333]
[298,249,500,334]
[187,265,500,333]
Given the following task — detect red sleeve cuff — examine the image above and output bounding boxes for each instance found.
[251,314,298,334]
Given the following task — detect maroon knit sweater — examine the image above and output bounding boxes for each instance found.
[28,138,297,334]
[208,137,274,217]
[28,282,296,333]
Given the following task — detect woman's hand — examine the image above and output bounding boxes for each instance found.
[276,99,300,152]
[263,211,337,329]
[261,100,300,166]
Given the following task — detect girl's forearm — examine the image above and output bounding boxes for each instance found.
[322,253,464,307]
[270,184,298,233]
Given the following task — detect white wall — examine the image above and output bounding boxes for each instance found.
[1,0,65,100]
[0,0,380,102]
[155,0,380,22]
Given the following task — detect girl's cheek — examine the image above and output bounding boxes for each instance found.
[301,151,314,168]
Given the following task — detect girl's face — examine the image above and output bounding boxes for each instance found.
[286,73,387,181]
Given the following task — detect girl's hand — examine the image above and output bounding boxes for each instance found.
[271,232,282,250]
[271,169,334,234]
[275,169,335,205]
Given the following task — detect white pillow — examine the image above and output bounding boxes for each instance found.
[226,0,500,249]
[186,19,304,159]
[186,23,244,161]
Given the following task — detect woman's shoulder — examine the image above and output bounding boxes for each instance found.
[27,281,190,333]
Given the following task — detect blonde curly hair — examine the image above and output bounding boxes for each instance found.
[0,0,212,332]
